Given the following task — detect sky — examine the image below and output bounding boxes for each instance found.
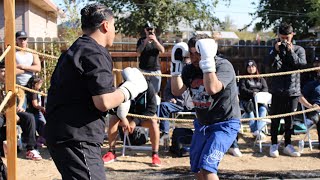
[214,0,259,31]
[52,0,259,31]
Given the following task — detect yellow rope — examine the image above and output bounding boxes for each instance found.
[113,68,172,78]
[15,46,58,60]
[0,45,11,62]
[127,113,194,122]
[13,46,320,79]
[14,47,320,123]
[0,91,12,113]
[127,106,320,123]
[16,84,47,97]
[237,67,320,79]
[115,67,320,78]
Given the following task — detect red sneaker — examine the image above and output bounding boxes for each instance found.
[152,154,161,167]
[26,150,42,161]
[102,152,116,164]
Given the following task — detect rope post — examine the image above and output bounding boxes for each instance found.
[4,0,17,179]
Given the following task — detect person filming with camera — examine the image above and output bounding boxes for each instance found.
[137,21,165,94]
[268,22,307,158]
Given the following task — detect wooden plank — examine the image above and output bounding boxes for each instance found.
[4,0,17,180]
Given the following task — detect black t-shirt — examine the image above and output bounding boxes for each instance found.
[137,37,162,71]
[26,92,40,114]
[182,56,241,125]
[129,81,157,116]
[45,35,115,145]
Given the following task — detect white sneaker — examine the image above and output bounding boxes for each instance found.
[228,148,242,157]
[283,144,301,157]
[269,144,279,158]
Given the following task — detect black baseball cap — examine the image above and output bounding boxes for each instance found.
[246,60,257,68]
[15,31,28,39]
[144,21,154,29]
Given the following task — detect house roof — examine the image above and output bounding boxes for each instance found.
[29,0,64,16]
[309,26,320,33]
[195,31,239,39]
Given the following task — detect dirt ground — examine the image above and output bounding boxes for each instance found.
[5,124,320,180]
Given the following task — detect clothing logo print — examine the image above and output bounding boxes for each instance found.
[205,149,224,165]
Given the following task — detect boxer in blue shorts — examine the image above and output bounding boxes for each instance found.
[170,34,241,179]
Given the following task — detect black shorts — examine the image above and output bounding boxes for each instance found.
[48,142,106,180]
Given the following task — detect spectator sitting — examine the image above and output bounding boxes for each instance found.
[298,60,320,149]
[239,60,269,140]
[102,80,161,167]
[0,62,41,160]
[26,77,46,147]
[159,78,194,139]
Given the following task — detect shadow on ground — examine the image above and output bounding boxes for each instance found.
[106,166,320,180]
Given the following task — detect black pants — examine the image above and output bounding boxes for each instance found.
[17,112,36,150]
[48,142,106,180]
[270,95,298,146]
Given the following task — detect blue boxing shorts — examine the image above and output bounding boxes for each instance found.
[190,118,240,174]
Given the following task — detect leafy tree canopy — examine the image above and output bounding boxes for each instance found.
[252,0,317,39]
[307,0,320,26]
[91,0,226,37]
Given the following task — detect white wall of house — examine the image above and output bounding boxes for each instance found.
[0,0,58,40]
[28,2,57,38]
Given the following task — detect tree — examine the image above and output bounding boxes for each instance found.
[220,16,237,31]
[307,0,320,26]
[57,0,85,45]
[252,0,316,39]
[92,0,223,37]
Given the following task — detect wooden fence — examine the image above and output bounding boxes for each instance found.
[1,38,319,96]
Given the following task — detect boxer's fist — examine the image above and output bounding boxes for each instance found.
[119,67,147,102]
[196,39,217,73]
[171,42,189,76]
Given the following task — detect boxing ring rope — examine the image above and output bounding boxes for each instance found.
[0,91,13,113]
[0,46,11,63]
[8,46,320,123]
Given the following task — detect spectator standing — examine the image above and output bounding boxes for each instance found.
[268,22,307,158]
[15,31,41,86]
[136,21,165,93]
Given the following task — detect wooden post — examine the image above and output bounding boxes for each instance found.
[4,0,17,180]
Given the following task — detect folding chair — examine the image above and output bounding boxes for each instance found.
[171,111,197,129]
[122,127,152,156]
[253,92,272,153]
[300,104,319,151]
[122,94,161,156]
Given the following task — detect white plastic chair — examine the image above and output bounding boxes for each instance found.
[253,92,272,153]
[300,104,319,151]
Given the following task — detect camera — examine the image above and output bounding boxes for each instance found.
[146,27,154,35]
[145,21,154,35]
[279,40,288,58]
